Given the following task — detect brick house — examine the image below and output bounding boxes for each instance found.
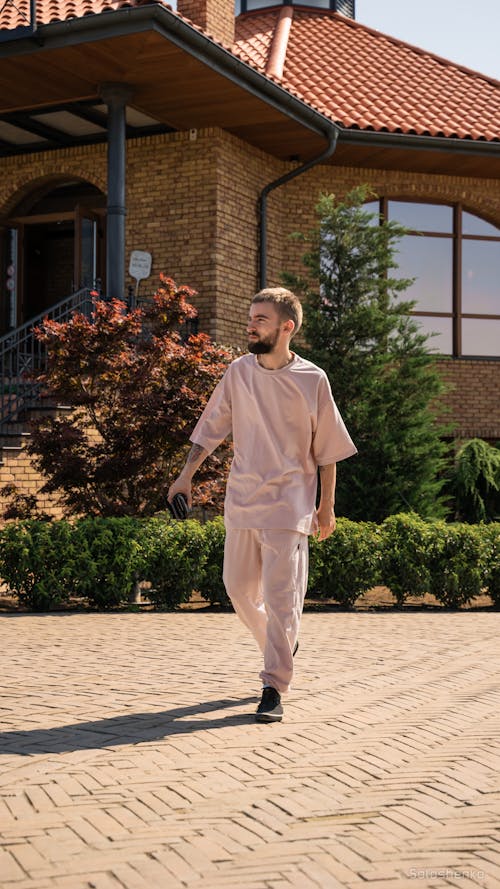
[0,0,499,510]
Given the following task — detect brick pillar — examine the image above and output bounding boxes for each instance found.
[177,0,235,45]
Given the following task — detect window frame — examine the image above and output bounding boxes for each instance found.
[374,197,500,360]
[238,0,339,13]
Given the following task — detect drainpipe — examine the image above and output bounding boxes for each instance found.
[259,125,338,289]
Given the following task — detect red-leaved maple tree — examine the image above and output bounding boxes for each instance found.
[27,275,234,517]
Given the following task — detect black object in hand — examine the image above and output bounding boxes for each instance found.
[167,493,190,520]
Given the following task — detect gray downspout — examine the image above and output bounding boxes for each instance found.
[259,125,339,290]
[100,82,132,300]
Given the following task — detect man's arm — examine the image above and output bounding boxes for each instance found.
[316,463,337,541]
[167,442,209,508]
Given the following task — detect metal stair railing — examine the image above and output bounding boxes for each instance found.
[0,288,94,435]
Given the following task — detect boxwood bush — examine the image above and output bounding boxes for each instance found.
[73,516,144,609]
[0,519,76,611]
[380,513,432,606]
[427,521,484,608]
[0,514,497,611]
[198,517,231,607]
[141,516,208,608]
[481,523,500,605]
[307,518,382,607]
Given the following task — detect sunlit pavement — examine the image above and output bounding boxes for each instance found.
[1,610,499,888]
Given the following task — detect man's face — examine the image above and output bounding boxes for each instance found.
[247,303,283,354]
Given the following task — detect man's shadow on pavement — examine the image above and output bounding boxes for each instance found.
[0,697,260,756]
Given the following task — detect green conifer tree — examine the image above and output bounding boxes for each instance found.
[286,186,451,522]
[449,438,500,523]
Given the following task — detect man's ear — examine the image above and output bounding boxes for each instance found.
[284,319,295,336]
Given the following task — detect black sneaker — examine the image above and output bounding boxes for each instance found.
[256,687,283,723]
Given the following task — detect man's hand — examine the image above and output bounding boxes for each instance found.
[167,443,209,510]
[315,503,336,541]
[167,476,192,509]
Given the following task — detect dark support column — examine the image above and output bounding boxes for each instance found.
[100,83,132,300]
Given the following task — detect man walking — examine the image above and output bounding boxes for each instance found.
[168,288,357,723]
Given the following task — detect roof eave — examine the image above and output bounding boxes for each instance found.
[0,4,338,144]
[338,127,500,158]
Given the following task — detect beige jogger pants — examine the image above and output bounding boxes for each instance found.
[223,528,309,693]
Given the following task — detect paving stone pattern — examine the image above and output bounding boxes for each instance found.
[1,612,499,889]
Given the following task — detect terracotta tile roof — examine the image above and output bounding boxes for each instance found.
[234,8,500,143]
[0,0,170,30]
[1,1,499,145]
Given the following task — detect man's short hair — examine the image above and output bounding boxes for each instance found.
[251,287,303,337]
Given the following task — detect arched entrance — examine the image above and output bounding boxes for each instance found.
[1,179,106,334]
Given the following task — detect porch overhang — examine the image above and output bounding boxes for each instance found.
[0,3,335,160]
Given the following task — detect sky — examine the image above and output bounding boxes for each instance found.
[355,0,500,81]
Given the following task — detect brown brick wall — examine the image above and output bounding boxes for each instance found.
[0,130,223,336]
[176,0,235,45]
[0,444,64,520]
[435,358,500,440]
[126,129,220,337]
[1,130,499,513]
[0,146,107,216]
[213,131,285,344]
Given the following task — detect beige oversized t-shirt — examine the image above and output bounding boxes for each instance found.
[190,353,357,534]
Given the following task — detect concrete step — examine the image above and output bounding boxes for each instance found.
[0,430,31,449]
[22,402,72,417]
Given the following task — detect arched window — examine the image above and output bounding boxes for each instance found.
[366,200,500,358]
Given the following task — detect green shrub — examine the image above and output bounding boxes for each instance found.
[308,518,381,607]
[0,519,76,610]
[427,522,483,608]
[142,517,208,608]
[1,515,496,613]
[380,513,432,606]
[73,517,144,608]
[198,517,232,606]
[480,522,500,606]
[307,534,323,598]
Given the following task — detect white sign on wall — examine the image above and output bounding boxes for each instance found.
[129,250,152,282]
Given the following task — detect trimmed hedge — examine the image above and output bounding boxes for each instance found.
[427,521,484,608]
[198,517,230,606]
[0,519,76,611]
[477,522,500,607]
[141,517,208,608]
[0,514,498,611]
[308,519,382,607]
[74,516,144,609]
[380,513,433,607]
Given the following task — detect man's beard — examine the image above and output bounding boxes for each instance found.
[248,328,280,354]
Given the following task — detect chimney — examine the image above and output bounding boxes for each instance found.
[177,0,235,45]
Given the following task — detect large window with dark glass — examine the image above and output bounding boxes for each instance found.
[367,200,500,358]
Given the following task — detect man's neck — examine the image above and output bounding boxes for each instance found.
[256,348,294,370]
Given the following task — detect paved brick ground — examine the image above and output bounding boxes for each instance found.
[1,611,499,889]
